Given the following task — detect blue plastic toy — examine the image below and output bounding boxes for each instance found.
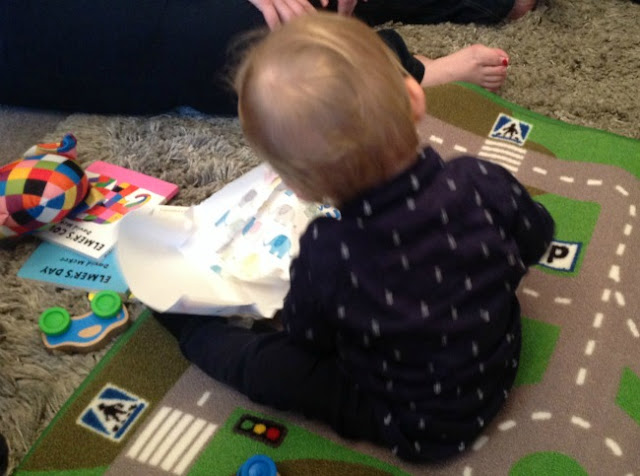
[39,290,130,352]
[237,454,278,476]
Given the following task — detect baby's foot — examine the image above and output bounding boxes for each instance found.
[507,0,538,20]
[415,44,509,92]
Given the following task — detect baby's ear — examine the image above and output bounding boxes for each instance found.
[404,76,426,123]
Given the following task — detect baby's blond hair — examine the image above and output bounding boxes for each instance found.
[235,12,419,205]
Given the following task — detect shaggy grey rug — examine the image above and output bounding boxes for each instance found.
[1,0,638,473]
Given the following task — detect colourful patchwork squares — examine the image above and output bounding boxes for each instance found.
[0,134,89,240]
[70,177,146,224]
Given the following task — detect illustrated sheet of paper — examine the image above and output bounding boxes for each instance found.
[116,164,339,318]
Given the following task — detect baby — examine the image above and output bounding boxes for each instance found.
[157,12,554,462]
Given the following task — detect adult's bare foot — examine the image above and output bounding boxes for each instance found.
[415,44,509,92]
[507,0,538,20]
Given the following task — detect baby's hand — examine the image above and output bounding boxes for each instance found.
[249,0,316,30]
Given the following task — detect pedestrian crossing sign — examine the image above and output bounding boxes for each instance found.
[77,383,148,442]
[489,114,532,146]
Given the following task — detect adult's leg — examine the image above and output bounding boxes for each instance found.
[377,29,425,83]
[155,313,382,440]
[348,0,516,25]
[377,29,508,92]
[159,0,265,115]
[0,0,264,114]
[0,0,174,113]
[415,45,509,92]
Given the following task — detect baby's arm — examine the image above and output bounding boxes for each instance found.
[507,179,555,266]
[280,224,338,353]
[470,158,555,266]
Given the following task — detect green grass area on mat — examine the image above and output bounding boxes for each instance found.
[533,194,600,277]
[190,408,409,476]
[510,451,588,475]
[616,367,640,427]
[514,317,560,387]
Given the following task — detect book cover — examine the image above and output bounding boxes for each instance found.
[18,241,129,292]
[37,161,179,259]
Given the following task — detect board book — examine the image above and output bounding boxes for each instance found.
[37,161,179,260]
[17,242,129,293]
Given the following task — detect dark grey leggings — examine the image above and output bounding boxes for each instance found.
[0,0,510,114]
[154,313,383,443]
[351,0,514,25]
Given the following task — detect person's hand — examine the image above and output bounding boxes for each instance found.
[334,0,359,15]
[248,0,316,30]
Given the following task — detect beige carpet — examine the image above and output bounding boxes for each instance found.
[1,0,639,473]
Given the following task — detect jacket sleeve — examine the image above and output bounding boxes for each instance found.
[508,180,555,266]
[474,158,556,266]
[280,221,337,353]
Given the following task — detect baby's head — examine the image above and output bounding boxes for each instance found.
[235,13,425,205]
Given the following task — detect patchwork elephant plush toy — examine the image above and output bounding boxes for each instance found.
[0,134,90,240]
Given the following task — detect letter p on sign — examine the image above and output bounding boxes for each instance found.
[539,240,582,272]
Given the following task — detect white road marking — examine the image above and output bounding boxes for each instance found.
[483,139,524,153]
[531,412,552,420]
[587,179,603,186]
[138,409,183,463]
[616,243,626,256]
[560,176,575,183]
[160,418,207,471]
[172,423,218,474]
[604,438,623,457]
[533,167,548,175]
[576,368,587,385]
[478,141,526,173]
[472,435,489,451]
[523,287,540,297]
[571,416,591,429]
[593,312,604,328]
[601,289,611,302]
[627,319,639,338]
[500,163,519,173]
[430,135,443,144]
[197,391,211,407]
[623,224,633,236]
[480,146,525,160]
[585,340,596,356]
[615,292,626,307]
[477,155,519,172]
[498,420,516,431]
[615,185,629,196]
[554,297,572,305]
[478,152,522,165]
[608,265,621,283]
[149,413,195,466]
[630,204,637,217]
[463,467,473,476]
[127,406,172,459]
[454,145,468,153]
